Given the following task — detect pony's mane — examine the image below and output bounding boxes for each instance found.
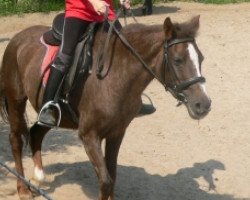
[122,23,163,35]
[121,19,198,40]
[121,23,164,46]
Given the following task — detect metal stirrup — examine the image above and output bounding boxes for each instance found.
[37,101,62,128]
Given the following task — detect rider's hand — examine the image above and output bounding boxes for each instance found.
[89,0,109,15]
[120,0,131,9]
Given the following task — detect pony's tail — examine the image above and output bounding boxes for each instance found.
[0,60,8,123]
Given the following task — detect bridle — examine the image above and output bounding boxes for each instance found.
[97,14,206,104]
[163,38,206,103]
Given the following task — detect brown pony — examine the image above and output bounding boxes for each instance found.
[0,15,211,200]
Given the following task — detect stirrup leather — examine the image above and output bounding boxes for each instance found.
[37,101,62,127]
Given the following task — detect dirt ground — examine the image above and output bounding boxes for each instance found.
[1,2,250,200]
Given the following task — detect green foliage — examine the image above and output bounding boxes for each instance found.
[0,0,64,16]
[0,0,250,16]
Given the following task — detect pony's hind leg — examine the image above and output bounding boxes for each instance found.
[2,55,33,199]
[29,123,50,186]
[7,97,32,199]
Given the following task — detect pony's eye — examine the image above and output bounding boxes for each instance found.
[173,58,184,66]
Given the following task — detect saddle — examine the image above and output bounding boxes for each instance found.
[42,13,99,124]
[43,13,99,94]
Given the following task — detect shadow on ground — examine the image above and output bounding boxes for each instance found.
[0,122,80,163]
[41,159,242,200]
[0,122,246,200]
[0,38,10,43]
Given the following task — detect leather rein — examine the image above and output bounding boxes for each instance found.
[97,10,205,104]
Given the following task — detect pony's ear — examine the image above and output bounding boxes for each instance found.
[189,15,200,35]
[163,17,174,40]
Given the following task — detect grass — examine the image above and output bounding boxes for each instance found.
[0,0,64,16]
[0,0,249,16]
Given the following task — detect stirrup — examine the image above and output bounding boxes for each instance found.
[37,101,62,128]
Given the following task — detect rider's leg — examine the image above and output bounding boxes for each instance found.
[38,54,70,127]
[38,17,90,127]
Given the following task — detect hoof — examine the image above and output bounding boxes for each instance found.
[18,189,33,200]
[30,176,50,196]
[30,177,43,189]
[19,195,33,200]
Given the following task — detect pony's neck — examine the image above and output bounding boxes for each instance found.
[119,24,165,93]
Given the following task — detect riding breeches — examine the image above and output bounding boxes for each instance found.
[53,17,90,72]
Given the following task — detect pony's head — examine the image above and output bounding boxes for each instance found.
[162,16,211,119]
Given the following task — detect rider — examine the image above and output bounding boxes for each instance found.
[38,0,131,127]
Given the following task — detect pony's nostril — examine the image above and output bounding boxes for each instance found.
[195,102,201,110]
[194,100,211,115]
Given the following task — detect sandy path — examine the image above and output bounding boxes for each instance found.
[1,2,250,200]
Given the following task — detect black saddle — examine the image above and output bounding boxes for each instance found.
[43,13,121,46]
[43,13,98,46]
[43,13,99,90]
[43,13,65,46]
[43,13,100,46]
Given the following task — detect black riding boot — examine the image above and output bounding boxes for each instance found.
[38,54,71,127]
[38,66,65,127]
[142,0,153,15]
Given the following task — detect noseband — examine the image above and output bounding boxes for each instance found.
[163,38,206,103]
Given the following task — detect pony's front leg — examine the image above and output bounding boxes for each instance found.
[80,130,113,200]
[29,124,50,186]
[105,131,125,200]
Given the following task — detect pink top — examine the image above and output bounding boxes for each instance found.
[65,0,116,22]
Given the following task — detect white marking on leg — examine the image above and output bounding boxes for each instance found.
[34,166,45,182]
[188,43,207,93]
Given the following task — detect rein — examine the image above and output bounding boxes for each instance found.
[96,10,205,104]
[96,8,120,78]
[96,7,137,78]
[96,8,163,81]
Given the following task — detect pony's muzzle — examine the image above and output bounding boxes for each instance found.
[194,98,211,114]
[190,97,211,119]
